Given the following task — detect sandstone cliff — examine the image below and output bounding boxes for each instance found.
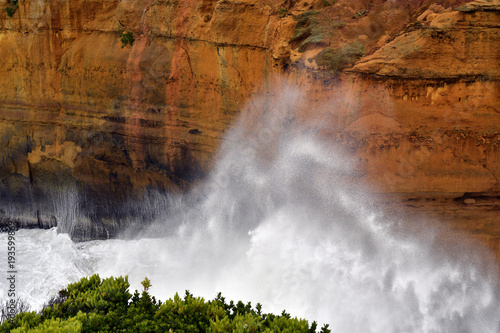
[0,0,498,256]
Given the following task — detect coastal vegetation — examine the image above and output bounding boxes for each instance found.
[315,41,365,75]
[121,32,134,48]
[5,0,19,17]
[290,10,345,52]
[0,275,331,332]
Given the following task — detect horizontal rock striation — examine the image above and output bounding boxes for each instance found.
[0,0,277,239]
[0,0,498,258]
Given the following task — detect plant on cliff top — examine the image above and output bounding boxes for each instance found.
[120,31,134,48]
[0,275,332,332]
[316,41,365,75]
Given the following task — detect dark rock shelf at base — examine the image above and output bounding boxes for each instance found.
[0,212,57,232]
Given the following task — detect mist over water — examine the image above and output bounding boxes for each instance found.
[2,87,500,332]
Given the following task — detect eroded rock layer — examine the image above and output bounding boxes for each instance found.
[0,0,498,256]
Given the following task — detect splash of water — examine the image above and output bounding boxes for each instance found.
[1,87,500,332]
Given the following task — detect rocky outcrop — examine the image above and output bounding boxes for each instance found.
[0,0,498,254]
[0,0,277,239]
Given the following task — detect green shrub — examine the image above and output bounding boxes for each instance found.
[5,0,18,17]
[290,11,345,52]
[290,11,322,52]
[316,41,365,75]
[120,31,134,48]
[12,317,82,333]
[278,8,288,18]
[5,4,18,17]
[0,275,331,333]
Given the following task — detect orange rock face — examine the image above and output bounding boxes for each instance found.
[0,0,498,251]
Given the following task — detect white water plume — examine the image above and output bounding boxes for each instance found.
[1,86,500,332]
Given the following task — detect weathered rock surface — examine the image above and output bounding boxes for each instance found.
[0,0,498,261]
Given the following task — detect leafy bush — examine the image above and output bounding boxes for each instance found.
[290,11,345,52]
[0,275,331,332]
[315,41,365,75]
[277,8,288,18]
[5,3,18,17]
[12,317,82,333]
[290,11,323,52]
[121,31,134,48]
[5,0,18,17]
